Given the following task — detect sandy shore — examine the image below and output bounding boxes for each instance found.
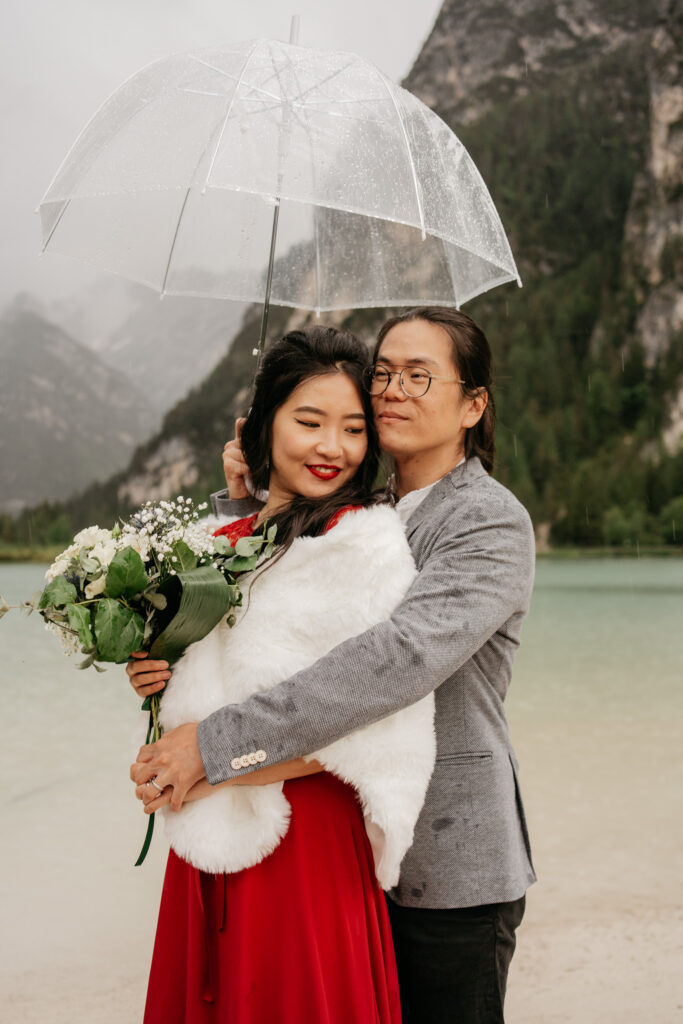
[3,755,681,1024]
[3,901,681,1023]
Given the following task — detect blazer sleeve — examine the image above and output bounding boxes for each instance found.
[209,489,262,519]
[197,489,535,784]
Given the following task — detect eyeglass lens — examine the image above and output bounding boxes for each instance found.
[367,367,431,397]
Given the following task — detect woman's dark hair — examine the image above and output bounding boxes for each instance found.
[241,325,381,546]
[374,306,496,473]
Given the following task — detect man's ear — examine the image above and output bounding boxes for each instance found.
[462,388,488,429]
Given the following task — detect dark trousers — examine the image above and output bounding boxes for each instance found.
[386,894,526,1024]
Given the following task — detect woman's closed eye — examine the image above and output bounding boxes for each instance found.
[295,418,364,435]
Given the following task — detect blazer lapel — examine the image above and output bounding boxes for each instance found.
[404,457,486,538]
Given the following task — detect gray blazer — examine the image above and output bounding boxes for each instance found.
[199,457,536,908]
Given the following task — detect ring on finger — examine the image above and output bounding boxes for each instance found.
[148,776,165,793]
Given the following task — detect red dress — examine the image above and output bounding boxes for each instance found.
[144,513,401,1024]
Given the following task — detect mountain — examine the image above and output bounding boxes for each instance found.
[3,0,682,550]
[0,299,159,511]
[54,279,246,412]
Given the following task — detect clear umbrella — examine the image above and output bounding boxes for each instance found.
[40,31,520,350]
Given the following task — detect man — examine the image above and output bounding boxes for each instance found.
[130,307,536,1022]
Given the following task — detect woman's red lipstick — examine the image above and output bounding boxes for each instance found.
[306,465,342,480]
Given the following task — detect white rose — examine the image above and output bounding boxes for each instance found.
[90,541,118,566]
[73,526,100,547]
[84,575,108,599]
[45,558,69,582]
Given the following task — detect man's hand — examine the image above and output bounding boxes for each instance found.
[131,723,206,811]
[222,417,249,498]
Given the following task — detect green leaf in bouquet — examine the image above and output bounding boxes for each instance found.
[234,536,260,557]
[112,521,122,540]
[78,548,101,574]
[67,603,94,649]
[266,524,277,543]
[39,577,78,610]
[94,599,145,662]
[213,535,232,556]
[170,539,198,572]
[227,554,260,572]
[148,565,232,666]
[105,546,148,599]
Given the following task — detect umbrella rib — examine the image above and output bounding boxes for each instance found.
[41,198,71,252]
[280,51,323,314]
[189,54,247,83]
[376,73,426,240]
[294,60,357,103]
[161,187,191,295]
[202,40,262,191]
[185,58,285,104]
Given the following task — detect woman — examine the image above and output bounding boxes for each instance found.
[132,326,436,1024]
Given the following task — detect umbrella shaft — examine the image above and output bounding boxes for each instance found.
[257,199,281,361]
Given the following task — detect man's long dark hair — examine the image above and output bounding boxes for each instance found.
[241,326,381,546]
[375,307,496,473]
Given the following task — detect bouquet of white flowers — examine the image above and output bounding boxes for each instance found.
[6,493,274,687]
[1,495,275,863]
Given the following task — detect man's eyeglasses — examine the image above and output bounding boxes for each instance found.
[362,365,466,398]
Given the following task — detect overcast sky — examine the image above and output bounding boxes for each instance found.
[0,0,442,309]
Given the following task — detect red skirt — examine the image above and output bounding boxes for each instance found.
[144,772,401,1023]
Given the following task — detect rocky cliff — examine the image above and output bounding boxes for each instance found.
[622,0,683,451]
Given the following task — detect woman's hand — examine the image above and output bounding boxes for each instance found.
[134,777,217,814]
[135,777,173,813]
[222,417,250,499]
[126,651,171,698]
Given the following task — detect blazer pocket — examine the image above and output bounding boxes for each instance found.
[436,751,493,766]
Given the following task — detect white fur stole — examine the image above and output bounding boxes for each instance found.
[160,504,436,889]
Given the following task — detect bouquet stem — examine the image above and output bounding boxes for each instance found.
[135,693,163,866]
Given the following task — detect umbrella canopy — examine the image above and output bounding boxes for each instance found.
[40,38,520,313]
